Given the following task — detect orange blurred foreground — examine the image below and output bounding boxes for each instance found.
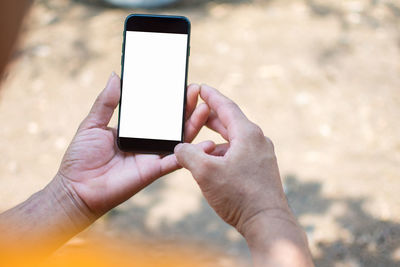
[1,231,231,267]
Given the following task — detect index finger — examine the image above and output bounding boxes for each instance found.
[200,84,249,140]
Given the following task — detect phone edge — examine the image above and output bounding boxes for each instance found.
[116,14,191,154]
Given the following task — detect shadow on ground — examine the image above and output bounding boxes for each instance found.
[105,177,251,263]
[102,174,400,266]
[285,175,400,266]
[25,1,400,265]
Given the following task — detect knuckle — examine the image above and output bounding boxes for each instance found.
[263,136,277,160]
[77,118,91,131]
[226,100,239,111]
[252,124,264,137]
[264,136,275,152]
[243,123,264,139]
[217,100,238,115]
[93,94,103,107]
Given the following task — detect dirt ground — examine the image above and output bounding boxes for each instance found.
[0,0,400,266]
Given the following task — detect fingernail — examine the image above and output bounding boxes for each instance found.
[106,72,116,88]
[108,72,116,82]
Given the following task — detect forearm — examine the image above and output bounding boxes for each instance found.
[242,209,314,267]
[0,175,95,261]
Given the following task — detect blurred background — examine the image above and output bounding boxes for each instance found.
[0,0,400,266]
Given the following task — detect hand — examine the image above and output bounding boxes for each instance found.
[174,84,313,266]
[56,73,214,220]
[0,73,215,260]
[175,84,289,231]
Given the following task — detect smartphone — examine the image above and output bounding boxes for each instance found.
[117,14,191,153]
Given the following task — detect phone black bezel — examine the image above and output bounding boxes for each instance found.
[117,14,191,154]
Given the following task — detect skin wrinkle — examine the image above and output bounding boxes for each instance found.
[65,131,115,172]
[60,156,108,180]
[175,84,313,266]
[56,174,97,220]
[49,183,82,230]
[132,153,147,187]
[239,206,298,236]
[0,9,313,261]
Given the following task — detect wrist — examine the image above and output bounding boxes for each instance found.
[238,206,300,243]
[0,175,97,260]
[45,174,97,233]
[239,207,314,267]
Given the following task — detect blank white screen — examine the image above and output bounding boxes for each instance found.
[119,31,188,141]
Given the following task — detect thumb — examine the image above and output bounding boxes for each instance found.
[79,72,120,130]
[174,143,212,172]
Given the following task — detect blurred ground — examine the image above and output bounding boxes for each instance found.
[0,0,400,266]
